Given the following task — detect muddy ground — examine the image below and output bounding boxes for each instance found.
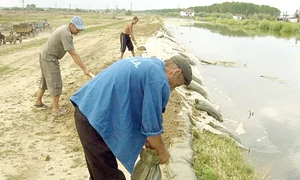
[0,12,185,180]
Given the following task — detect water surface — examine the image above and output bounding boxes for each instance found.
[165,19,300,179]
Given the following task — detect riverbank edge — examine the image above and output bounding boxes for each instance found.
[194,17,300,38]
[141,19,257,179]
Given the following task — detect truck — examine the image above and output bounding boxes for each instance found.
[34,19,52,32]
[13,22,38,38]
[3,30,22,44]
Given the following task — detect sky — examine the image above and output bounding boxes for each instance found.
[0,0,299,14]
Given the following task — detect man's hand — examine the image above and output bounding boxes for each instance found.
[158,150,170,164]
[134,41,138,46]
[145,139,151,149]
[83,67,89,75]
[146,135,170,164]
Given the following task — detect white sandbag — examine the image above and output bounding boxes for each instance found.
[191,111,241,143]
[194,122,247,151]
[194,98,223,122]
[191,66,203,85]
[185,80,208,99]
[167,137,197,180]
[156,31,164,38]
[176,87,223,122]
[132,148,161,180]
[192,75,203,85]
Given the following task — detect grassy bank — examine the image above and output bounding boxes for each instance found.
[195,17,300,36]
[192,129,256,180]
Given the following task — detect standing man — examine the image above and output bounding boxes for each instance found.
[120,16,139,59]
[70,55,192,179]
[35,16,90,114]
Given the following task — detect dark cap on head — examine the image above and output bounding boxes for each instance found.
[170,55,193,85]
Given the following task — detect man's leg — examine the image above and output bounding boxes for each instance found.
[130,50,135,57]
[42,59,62,112]
[120,52,124,59]
[52,95,60,112]
[35,88,45,106]
[74,107,126,180]
[120,33,126,59]
[35,54,48,107]
[128,39,134,57]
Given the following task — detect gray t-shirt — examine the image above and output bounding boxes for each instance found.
[41,25,74,61]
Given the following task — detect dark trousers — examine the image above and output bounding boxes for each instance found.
[74,107,126,180]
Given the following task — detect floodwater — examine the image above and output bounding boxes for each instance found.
[165,19,300,180]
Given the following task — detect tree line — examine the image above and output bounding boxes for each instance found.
[140,2,281,17]
[193,2,281,16]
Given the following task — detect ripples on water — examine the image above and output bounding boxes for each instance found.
[165,19,300,179]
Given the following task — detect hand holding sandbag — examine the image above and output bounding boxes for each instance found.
[132,148,162,180]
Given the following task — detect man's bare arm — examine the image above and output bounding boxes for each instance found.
[129,23,137,45]
[68,50,89,75]
[147,134,170,164]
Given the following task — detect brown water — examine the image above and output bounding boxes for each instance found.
[165,19,300,180]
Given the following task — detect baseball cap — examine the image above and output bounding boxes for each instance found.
[71,16,84,30]
[170,55,193,85]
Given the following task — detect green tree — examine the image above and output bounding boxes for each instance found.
[193,2,280,16]
[125,10,132,16]
[26,4,36,9]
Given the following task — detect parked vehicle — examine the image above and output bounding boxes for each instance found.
[3,30,22,44]
[0,32,5,46]
[34,19,52,32]
[13,22,38,38]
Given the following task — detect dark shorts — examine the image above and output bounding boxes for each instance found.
[120,32,133,53]
[74,106,126,180]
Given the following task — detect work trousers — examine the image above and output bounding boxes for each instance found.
[74,106,126,180]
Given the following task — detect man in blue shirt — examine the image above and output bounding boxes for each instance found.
[70,55,192,180]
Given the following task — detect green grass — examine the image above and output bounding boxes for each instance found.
[272,22,284,31]
[192,129,256,180]
[259,20,272,30]
[280,23,296,34]
[195,16,300,37]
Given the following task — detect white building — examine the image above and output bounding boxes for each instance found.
[289,18,299,23]
[180,9,195,18]
[233,15,243,20]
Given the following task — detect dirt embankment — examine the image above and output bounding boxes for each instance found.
[0,14,183,180]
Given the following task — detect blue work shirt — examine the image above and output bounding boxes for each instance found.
[70,57,170,174]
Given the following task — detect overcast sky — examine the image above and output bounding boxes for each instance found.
[0,0,299,14]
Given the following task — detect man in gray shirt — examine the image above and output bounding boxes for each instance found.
[35,16,90,115]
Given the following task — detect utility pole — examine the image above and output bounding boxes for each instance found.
[55,2,57,9]
[22,0,25,8]
[130,3,132,11]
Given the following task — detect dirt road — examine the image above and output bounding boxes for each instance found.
[0,15,184,180]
